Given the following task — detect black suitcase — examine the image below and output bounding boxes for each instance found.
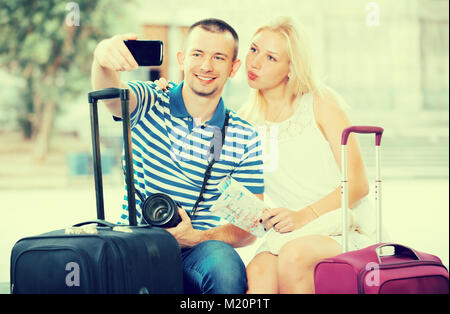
[10,88,183,294]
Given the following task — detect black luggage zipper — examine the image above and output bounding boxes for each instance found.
[357,260,448,294]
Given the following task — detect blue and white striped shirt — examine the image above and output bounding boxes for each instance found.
[117,81,264,230]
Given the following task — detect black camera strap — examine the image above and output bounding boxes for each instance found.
[191,109,230,218]
[128,109,230,219]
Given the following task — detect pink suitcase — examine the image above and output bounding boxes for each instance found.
[314,126,449,294]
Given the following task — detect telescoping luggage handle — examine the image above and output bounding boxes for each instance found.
[87,88,138,226]
[341,126,384,252]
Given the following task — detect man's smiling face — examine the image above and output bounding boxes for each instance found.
[178,27,240,99]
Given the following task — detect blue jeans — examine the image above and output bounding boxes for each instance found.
[181,240,247,294]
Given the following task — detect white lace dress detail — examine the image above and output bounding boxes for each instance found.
[254,93,377,255]
[265,94,315,143]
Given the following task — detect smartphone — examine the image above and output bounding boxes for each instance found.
[124,40,163,66]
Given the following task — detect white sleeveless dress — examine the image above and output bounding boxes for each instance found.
[254,93,378,256]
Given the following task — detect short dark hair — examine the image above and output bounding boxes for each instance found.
[186,18,239,60]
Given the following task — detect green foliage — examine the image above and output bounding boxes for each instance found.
[0,0,125,137]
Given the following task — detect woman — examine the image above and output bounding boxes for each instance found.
[239,17,378,294]
[154,17,378,294]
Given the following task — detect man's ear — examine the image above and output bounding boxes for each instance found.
[176,51,185,71]
[229,58,241,78]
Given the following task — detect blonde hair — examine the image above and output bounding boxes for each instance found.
[239,17,345,124]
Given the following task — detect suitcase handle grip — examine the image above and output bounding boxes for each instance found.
[73,220,152,230]
[73,220,117,228]
[88,88,123,102]
[341,126,384,146]
[375,243,421,264]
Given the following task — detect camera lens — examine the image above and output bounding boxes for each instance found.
[150,202,169,222]
[141,193,181,228]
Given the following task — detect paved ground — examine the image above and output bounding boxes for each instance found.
[1,179,448,293]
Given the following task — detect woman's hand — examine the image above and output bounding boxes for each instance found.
[153,77,170,92]
[259,207,318,233]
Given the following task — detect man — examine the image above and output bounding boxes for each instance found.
[91,18,264,294]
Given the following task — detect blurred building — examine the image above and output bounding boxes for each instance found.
[125,0,448,179]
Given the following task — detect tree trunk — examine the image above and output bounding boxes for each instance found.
[20,74,35,139]
[33,99,56,163]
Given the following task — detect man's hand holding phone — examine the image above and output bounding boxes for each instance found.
[92,33,163,117]
[94,33,140,72]
[94,33,163,71]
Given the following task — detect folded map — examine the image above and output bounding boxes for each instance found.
[210,175,268,237]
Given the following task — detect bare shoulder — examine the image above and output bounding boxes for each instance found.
[312,88,351,141]
[313,88,347,121]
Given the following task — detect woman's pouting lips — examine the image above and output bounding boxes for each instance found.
[248,71,259,81]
